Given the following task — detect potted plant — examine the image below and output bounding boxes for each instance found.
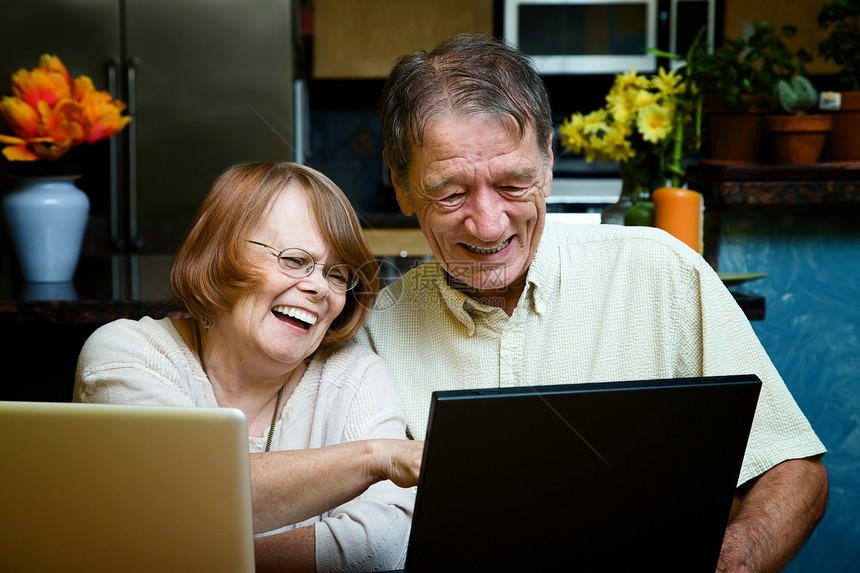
[765,75,833,164]
[817,0,860,161]
[558,61,704,251]
[690,21,814,163]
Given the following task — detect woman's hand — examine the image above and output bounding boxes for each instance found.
[369,438,424,488]
[251,438,423,533]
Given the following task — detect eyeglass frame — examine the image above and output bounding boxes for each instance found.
[247,240,359,292]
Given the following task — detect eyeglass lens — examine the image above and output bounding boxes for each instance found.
[277,248,356,291]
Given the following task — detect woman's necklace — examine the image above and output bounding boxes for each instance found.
[196,322,283,452]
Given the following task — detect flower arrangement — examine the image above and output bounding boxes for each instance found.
[559,64,701,192]
[0,54,130,172]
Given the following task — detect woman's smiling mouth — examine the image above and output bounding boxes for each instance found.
[273,305,317,328]
[462,237,512,255]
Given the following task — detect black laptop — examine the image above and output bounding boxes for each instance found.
[403,374,761,572]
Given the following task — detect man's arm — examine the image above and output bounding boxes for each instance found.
[717,456,828,572]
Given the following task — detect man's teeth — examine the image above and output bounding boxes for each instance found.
[273,305,317,326]
[465,238,511,255]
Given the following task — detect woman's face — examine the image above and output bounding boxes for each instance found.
[220,184,347,375]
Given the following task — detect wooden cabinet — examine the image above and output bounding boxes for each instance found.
[313,0,493,79]
[362,228,432,257]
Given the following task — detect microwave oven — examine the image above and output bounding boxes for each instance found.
[502,0,716,75]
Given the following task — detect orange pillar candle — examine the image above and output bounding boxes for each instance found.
[652,187,703,254]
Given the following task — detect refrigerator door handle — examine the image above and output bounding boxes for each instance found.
[126,57,141,250]
[107,57,124,249]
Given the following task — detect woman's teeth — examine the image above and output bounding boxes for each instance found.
[465,238,511,255]
[273,305,317,326]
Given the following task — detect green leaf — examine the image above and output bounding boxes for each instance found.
[791,75,818,109]
[648,48,681,59]
[773,80,798,113]
[727,39,746,53]
[756,21,775,34]
[781,25,798,38]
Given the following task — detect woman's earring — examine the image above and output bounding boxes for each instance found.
[201,317,211,330]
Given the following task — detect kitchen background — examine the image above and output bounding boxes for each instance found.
[1,1,858,570]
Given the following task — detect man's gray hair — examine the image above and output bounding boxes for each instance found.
[378,32,553,191]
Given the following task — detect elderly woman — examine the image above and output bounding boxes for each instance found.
[74,162,422,572]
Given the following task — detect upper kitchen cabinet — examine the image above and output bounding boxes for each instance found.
[312,0,494,79]
[1,0,295,255]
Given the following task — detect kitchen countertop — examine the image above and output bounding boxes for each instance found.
[688,161,860,271]
[0,254,181,325]
[690,160,860,205]
[1,250,764,324]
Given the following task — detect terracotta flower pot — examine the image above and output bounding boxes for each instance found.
[822,91,860,163]
[764,114,834,165]
[702,96,770,164]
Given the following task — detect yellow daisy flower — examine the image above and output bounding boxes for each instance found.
[558,115,587,153]
[581,109,609,135]
[602,126,636,162]
[651,67,682,97]
[634,89,659,110]
[607,89,636,125]
[636,103,674,143]
[612,68,649,93]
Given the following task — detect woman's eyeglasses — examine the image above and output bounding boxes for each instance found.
[248,240,358,292]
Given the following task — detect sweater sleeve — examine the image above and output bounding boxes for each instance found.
[73,317,207,407]
[313,347,415,572]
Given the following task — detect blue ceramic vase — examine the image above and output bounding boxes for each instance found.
[2,176,90,283]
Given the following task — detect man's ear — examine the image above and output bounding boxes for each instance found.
[543,134,554,199]
[391,171,414,216]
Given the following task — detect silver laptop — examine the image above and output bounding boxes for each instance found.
[0,401,255,573]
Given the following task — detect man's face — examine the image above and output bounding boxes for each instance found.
[393,112,553,305]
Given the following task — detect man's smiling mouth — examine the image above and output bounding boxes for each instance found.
[463,237,511,255]
[273,305,317,328]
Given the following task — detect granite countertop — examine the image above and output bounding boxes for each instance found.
[688,161,860,271]
[1,251,765,323]
[0,254,181,325]
[689,161,860,205]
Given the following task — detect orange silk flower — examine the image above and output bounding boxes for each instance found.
[0,54,130,162]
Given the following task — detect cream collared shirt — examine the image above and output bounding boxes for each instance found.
[356,222,825,485]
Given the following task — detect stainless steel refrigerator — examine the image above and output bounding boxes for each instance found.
[1,0,296,279]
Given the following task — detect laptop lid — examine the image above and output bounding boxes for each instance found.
[404,374,762,572]
[0,401,255,573]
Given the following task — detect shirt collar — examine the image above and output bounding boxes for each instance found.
[525,221,559,316]
[432,262,481,335]
[432,222,560,330]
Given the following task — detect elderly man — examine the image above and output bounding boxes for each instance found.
[356,32,827,571]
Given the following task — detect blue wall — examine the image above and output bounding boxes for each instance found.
[719,206,860,572]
